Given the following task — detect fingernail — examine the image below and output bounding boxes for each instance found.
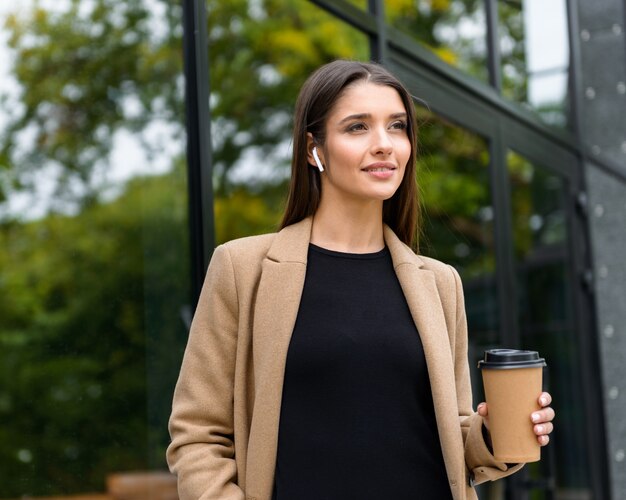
[532,413,540,422]
[536,425,544,434]
[540,397,547,406]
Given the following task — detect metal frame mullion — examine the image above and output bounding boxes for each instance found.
[367,0,387,63]
[489,128,519,350]
[565,0,583,140]
[182,0,215,305]
[485,0,502,92]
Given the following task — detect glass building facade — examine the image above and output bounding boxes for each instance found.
[1,0,624,498]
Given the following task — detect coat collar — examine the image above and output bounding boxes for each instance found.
[265,216,427,269]
[264,217,313,263]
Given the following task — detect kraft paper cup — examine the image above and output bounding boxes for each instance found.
[478,349,546,463]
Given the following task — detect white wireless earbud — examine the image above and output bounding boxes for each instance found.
[312,147,324,172]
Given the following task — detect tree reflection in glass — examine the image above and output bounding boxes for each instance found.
[0,0,189,495]
[345,0,368,9]
[416,107,499,381]
[418,108,517,499]
[207,0,369,244]
[386,0,489,82]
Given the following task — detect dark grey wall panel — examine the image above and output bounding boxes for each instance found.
[577,2,626,497]
[577,1,626,174]
[578,0,624,31]
[586,163,626,500]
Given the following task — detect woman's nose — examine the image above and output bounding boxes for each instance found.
[371,128,393,155]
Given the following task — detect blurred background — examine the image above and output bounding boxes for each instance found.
[0,0,624,499]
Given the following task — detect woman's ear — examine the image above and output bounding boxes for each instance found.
[306,133,324,172]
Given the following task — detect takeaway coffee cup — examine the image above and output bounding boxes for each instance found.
[478,349,546,463]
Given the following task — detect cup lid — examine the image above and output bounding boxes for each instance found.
[478,349,546,369]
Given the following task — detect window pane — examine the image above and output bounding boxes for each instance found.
[417,108,498,392]
[346,0,368,9]
[508,151,590,498]
[208,0,370,244]
[499,0,570,127]
[0,1,187,496]
[386,0,489,82]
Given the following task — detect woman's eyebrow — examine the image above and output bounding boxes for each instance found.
[338,112,407,125]
[338,113,370,125]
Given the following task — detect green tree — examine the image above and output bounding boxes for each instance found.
[0,0,184,209]
[0,166,189,495]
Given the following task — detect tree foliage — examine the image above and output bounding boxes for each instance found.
[385,0,490,81]
[0,167,189,494]
[207,0,369,196]
[0,0,184,208]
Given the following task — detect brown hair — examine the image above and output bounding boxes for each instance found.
[280,60,420,251]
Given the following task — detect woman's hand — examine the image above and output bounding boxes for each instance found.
[477,392,555,446]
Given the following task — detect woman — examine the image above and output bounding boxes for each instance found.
[167,60,555,500]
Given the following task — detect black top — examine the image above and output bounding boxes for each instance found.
[272,244,452,500]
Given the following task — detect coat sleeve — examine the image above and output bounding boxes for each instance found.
[448,265,524,485]
[167,245,245,500]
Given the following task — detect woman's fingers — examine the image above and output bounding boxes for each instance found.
[538,435,550,446]
[538,392,552,407]
[533,421,554,436]
[477,403,490,432]
[477,402,488,417]
[531,406,556,424]
[532,401,555,447]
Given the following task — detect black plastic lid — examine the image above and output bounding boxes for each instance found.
[478,349,546,370]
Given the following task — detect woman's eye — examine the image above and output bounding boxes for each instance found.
[390,121,407,130]
[347,123,366,132]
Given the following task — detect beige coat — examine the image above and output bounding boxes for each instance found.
[167,217,522,500]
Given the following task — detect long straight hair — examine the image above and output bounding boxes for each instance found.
[280,60,420,251]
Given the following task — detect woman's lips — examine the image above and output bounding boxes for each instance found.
[361,162,397,179]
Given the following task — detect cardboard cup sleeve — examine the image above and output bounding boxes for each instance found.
[478,349,546,463]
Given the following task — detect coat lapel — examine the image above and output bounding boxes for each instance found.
[246,218,312,499]
[384,227,465,493]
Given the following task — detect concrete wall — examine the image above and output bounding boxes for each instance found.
[576,0,626,498]
[586,164,626,500]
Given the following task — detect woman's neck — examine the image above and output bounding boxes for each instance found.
[310,197,385,253]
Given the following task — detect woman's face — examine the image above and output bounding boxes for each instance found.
[310,81,411,206]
